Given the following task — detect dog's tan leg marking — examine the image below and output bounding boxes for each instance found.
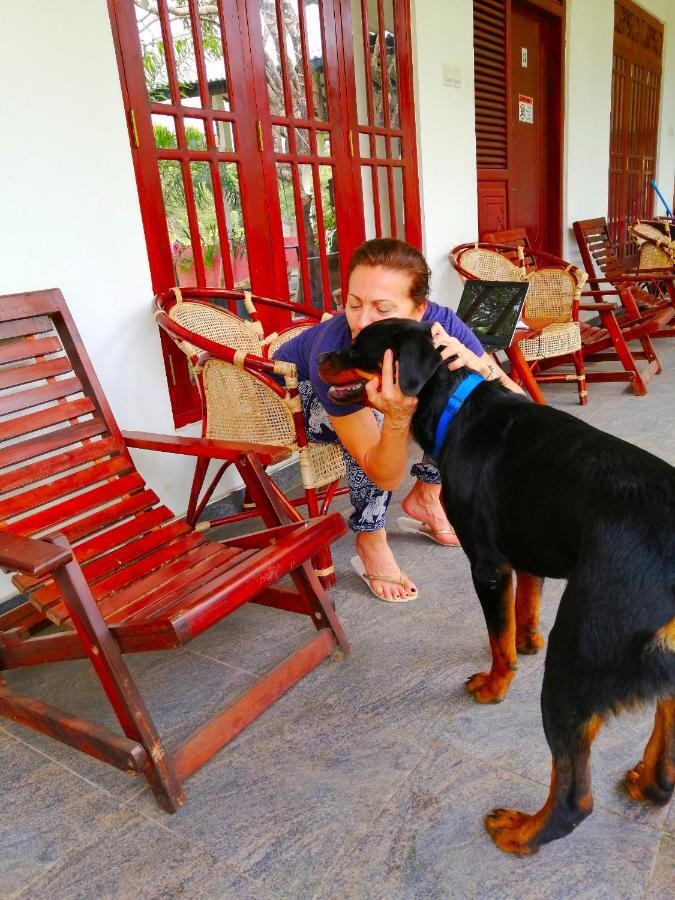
[515,571,545,654]
[467,577,518,704]
[487,715,601,855]
[626,697,675,805]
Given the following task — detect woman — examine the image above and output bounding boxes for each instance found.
[274,239,522,601]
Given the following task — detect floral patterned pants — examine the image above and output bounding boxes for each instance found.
[298,380,440,533]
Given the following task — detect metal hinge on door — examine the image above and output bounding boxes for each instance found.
[349,130,354,157]
[128,108,140,148]
[256,120,264,152]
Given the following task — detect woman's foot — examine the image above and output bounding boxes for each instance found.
[355,530,417,601]
[401,481,460,547]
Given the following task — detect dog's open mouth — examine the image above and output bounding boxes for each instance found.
[317,358,379,405]
[327,380,369,404]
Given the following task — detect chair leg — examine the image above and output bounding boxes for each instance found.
[235,453,349,652]
[48,535,185,812]
[186,456,210,527]
[304,484,336,588]
[599,311,648,396]
[572,350,588,405]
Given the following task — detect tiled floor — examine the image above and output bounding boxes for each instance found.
[2,341,674,899]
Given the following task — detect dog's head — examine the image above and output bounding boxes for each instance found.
[317,318,443,405]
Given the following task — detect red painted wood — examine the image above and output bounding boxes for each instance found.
[0,687,147,774]
[0,418,109,472]
[0,376,83,417]
[0,436,119,497]
[0,457,132,522]
[0,397,95,444]
[0,336,62,364]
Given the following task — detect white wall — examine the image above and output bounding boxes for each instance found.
[411,0,478,308]
[563,0,615,263]
[0,1,243,600]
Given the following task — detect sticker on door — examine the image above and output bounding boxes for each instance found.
[518,94,534,124]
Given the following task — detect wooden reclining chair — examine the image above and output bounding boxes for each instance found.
[0,288,349,812]
[573,217,675,340]
[480,229,663,396]
[154,287,348,589]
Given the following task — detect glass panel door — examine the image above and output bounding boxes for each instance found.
[341,0,421,246]
[246,0,356,313]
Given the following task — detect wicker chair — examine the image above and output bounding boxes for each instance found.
[451,242,588,404]
[459,235,667,397]
[628,220,675,271]
[154,287,347,588]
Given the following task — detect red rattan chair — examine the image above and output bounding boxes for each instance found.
[154,287,348,588]
[0,288,348,812]
[573,217,675,340]
[473,231,664,397]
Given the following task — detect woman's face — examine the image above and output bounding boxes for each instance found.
[345,265,424,339]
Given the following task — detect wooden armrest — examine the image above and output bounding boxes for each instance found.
[0,532,72,577]
[581,288,621,297]
[578,302,620,311]
[122,432,291,466]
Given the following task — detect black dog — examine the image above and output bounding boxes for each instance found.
[318,318,674,855]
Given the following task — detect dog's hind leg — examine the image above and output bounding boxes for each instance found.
[466,561,518,703]
[626,698,675,805]
[515,571,545,655]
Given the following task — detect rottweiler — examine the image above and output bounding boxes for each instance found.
[317,317,675,855]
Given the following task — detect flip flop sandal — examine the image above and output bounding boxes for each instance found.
[396,516,461,547]
[350,556,419,602]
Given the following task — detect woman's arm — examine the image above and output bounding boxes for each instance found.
[430,324,525,395]
[328,349,416,491]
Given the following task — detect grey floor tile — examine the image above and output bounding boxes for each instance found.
[18,808,277,900]
[3,647,255,800]
[129,701,429,899]
[0,730,119,897]
[644,833,675,900]
[316,739,661,900]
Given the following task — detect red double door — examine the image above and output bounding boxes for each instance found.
[109,0,420,424]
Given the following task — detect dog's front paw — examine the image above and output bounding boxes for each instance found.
[516,629,545,655]
[485,809,540,856]
[465,671,512,703]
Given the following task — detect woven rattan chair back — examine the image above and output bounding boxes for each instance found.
[201,358,296,446]
[168,300,263,355]
[524,267,580,322]
[457,247,526,282]
[629,222,675,271]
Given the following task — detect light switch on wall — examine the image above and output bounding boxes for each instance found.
[442,64,461,88]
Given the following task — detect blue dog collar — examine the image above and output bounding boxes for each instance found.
[432,372,485,458]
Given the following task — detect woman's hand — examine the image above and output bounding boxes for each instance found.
[365,348,417,427]
[430,323,525,394]
[430,324,493,378]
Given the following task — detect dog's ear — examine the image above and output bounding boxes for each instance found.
[397,330,442,396]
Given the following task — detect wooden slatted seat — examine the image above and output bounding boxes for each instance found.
[0,288,349,811]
